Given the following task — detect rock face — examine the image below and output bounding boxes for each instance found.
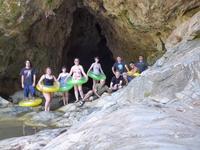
[42,11,200,149]
[84,0,200,62]
[0,0,200,95]
[0,11,200,150]
[0,96,10,108]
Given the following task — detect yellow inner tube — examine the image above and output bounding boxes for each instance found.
[36,82,59,93]
[19,98,43,107]
[127,71,140,77]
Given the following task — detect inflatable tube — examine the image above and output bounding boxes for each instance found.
[19,98,42,107]
[59,84,73,92]
[88,71,106,81]
[67,77,88,85]
[36,82,59,93]
[127,71,141,77]
[133,72,140,77]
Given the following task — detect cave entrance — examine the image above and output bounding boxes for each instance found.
[62,8,114,88]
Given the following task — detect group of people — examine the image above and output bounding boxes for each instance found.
[20,56,147,111]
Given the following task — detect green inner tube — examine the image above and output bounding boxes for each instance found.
[59,84,74,92]
[67,77,88,85]
[88,71,106,81]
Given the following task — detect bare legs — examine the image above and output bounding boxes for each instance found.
[82,90,93,102]
[43,92,53,111]
[62,92,68,105]
[74,85,84,102]
[92,80,98,89]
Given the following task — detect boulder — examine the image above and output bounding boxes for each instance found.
[0,97,10,108]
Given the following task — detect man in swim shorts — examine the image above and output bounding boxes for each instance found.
[79,79,111,106]
[20,60,36,99]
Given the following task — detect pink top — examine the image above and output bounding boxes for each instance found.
[72,65,82,80]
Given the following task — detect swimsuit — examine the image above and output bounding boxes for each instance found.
[44,76,54,86]
[93,63,101,75]
[59,74,69,87]
[72,66,82,80]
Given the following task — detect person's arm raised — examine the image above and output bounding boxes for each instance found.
[125,64,129,72]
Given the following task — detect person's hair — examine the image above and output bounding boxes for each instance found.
[129,61,134,64]
[94,56,99,60]
[74,58,79,61]
[62,66,66,70]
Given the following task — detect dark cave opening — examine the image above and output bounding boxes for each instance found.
[62,8,115,88]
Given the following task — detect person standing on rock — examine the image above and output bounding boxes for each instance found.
[68,58,88,103]
[112,56,128,75]
[57,66,70,105]
[87,57,105,89]
[110,70,124,92]
[20,60,36,99]
[37,67,57,111]
[135,56,148,73]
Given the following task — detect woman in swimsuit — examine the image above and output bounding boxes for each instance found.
[57,66,69,105]
[38,67,57,111]
[68,58,87,102]
[87,57,105,89]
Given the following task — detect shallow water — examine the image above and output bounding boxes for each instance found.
[0,120,37,140]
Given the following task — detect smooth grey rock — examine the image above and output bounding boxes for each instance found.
[0,97,10,108]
